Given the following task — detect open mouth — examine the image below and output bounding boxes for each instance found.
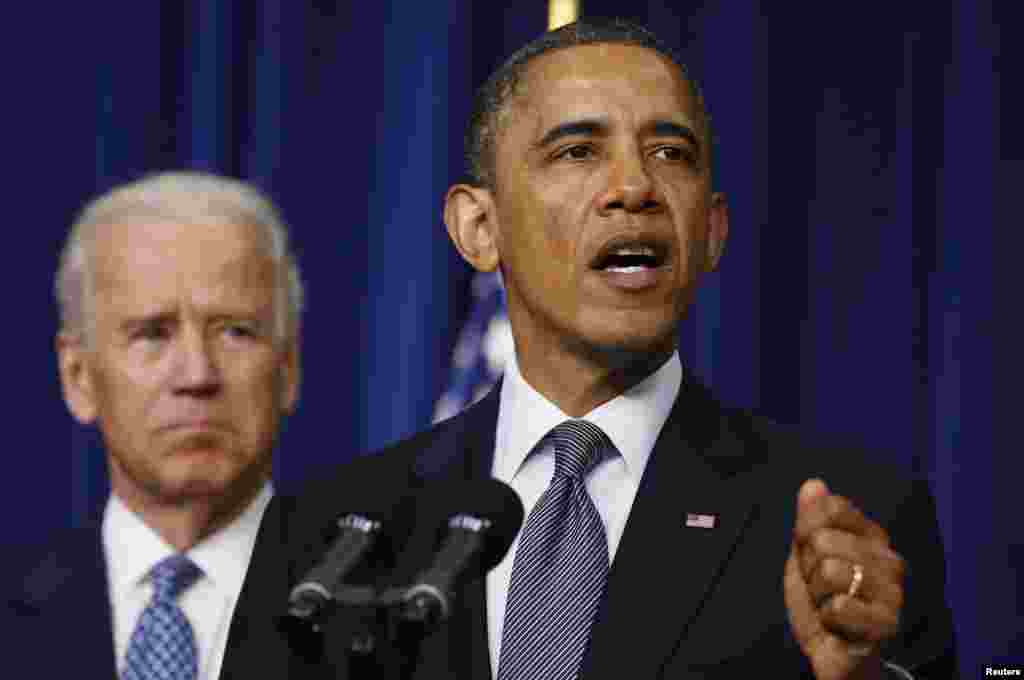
[590,239,669,273]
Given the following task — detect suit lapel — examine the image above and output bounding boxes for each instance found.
[410,384,501,680]
[223,496,301,679]
[15,527,118,678]
[405,375,759,679]
[412,381,500,482]
[580,376,760,679]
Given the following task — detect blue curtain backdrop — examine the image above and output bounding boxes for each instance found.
[3,1,1018,673]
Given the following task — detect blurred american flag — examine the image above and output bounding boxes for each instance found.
[433,271,514,423]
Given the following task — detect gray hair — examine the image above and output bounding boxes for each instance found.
[55,171,304,345]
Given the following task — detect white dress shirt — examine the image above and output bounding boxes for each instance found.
[103,483,273,680]
[486,351,682,672]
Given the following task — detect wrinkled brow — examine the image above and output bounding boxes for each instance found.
[534,117,700,154]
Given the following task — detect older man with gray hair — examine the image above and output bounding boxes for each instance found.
[9,171,303,679]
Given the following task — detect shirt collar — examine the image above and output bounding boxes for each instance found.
[102,482,273,597]
[187,483,273,592]
[494,351,682,485]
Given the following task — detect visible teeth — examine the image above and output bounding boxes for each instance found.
[595,243,662,272]
[613,246,656,256]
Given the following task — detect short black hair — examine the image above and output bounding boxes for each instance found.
[464,17,711,189]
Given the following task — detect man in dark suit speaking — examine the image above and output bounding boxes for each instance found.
[8,172,303,679]
[222,19,957,680]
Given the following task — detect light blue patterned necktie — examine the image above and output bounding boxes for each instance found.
[122,554,202,680]
[497,419,613,680]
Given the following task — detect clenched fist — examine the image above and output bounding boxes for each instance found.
[785,479,906,680]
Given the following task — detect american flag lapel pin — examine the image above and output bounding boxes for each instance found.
[685,513,717,529]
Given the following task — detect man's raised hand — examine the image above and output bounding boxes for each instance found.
[784,479,906,680]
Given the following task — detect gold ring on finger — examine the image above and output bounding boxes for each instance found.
[847,562,865,599]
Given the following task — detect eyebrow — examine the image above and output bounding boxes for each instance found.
[534,118,702,154]
[118,309,272,334]
[535,119,608,149]
[117,312,177,337]
[649,121,700,150]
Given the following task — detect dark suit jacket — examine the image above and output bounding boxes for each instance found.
[6,525,119,678]
[222,376,959,679]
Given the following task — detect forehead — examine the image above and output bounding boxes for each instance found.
[91,219,276,301]
[505,42,700,137]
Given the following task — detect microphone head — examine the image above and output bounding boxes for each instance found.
[308,490,419,586]
[424,477,525,573]
[279,480,420,635]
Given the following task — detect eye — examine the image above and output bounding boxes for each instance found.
[133,323,170,343]
[651,145,694,163]
[222,323,257,339]
[218,319,269,344]
[555,144,596,162]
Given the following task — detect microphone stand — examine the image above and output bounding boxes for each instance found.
[325,585,388,679]
[279,585,395,679]
[321,584,436,680]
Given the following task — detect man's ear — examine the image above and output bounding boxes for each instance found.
[57,332,98,425]
[704,192,729,273]
[280,333,301,416]
[444,184,500,272]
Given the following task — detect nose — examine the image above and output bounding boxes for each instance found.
[171,329,221,397]
[597,147,663,215]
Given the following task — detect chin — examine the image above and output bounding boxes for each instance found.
[578,312,677,356]
[154,472,235,503]
[573,329,676,371]
[155,451,250,494]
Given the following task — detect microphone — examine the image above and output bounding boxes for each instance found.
[287,488,416,624]
[400,478,524,629]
